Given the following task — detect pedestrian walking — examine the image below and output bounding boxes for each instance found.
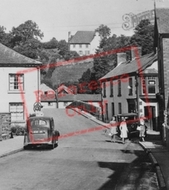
[119,117,128,144]
[139,114,146,142]
[109,116,118,143]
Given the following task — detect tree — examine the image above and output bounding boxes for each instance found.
[57,40,69,57]
[64,51,79,61]
[10,20,43,46]
[0,26,12,46]
[92,34,130,80]
[42,37,58,49]
[95,24,111,40]
[13,38,42,59]
[8,20,44,59]
[130,19,154,55]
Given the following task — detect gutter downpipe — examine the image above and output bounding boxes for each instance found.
[135,72,140,119]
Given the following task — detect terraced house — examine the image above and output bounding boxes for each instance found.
[0,43,42,126]
[99,48,158,131]
[154,8,169,146]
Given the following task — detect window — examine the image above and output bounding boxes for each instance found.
[73,44,76,48]
[79,51,83,56]
[86,44,88,48]
[142,77,146,94]
[85,50,90,55]
[128,77,133,95]
[118,80,121,96]
[110,80,113,97]
[79,44,82,48]
[118,103,122,114]
[9,74,24,91]
[111,102,114,116]
[9,103,24,121]
[148,80,156,94]
[103,82,106,97]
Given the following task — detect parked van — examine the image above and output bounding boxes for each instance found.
[23,116,60,149]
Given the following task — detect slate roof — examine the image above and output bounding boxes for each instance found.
[41,93,101,102]
[155,8,169,34]
[40,83,54,93]
[0,43,41,65]
[69,31,95,44]
[57,84,74,94]
[100,53,157,81]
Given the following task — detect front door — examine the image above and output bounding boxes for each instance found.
[144,106,156,130]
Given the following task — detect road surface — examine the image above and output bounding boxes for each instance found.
[0,109,159,190]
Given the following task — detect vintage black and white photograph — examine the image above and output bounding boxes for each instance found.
[0,0,169,189]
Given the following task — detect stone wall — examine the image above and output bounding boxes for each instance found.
[0,113,11,140]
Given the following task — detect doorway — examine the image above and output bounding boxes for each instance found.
[144,106,157,130]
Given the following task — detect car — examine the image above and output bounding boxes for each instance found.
[23,116,60,149]
[116,113,140,140]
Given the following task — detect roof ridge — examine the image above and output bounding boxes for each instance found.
[0,42,42,64]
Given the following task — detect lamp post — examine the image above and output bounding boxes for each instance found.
[55,88,58,109]
[135,74,140,118]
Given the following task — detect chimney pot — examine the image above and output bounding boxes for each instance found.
[131,47,142,60]
[117,53,126,66]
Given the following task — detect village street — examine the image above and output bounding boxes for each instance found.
[0,109,159,190]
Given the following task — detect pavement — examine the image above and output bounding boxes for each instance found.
[78,109,169,190]
[0,136,24,158]
[0,109,169,190]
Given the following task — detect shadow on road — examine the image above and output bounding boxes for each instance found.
[97,150,158,190]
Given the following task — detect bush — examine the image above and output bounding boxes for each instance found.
[11,125,26,136]
[11,126,17,134]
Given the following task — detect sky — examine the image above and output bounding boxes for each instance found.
[0,0,169,42]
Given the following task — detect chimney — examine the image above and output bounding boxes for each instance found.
[68,31,71,42]
[117,52,126,66]
[131,47,142,60]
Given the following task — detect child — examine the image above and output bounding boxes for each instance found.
[109,116,118,143]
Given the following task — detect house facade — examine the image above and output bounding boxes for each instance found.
[0,43,42,126]
[41,93,101,109]
[154,8,169,145]
[68,31,100,56]
[99,50,158,130]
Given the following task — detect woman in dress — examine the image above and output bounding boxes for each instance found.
[119,117,128,144]
[139,114,146,141]
[109,116,118,143]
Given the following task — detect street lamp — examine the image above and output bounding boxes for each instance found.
[55,88,58,109]
[135,74,140,118]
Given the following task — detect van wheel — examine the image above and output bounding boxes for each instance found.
[23,145,28,150]
[49,143,55,149]
[54,141,58,148]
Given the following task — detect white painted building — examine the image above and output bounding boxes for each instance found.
[69,31,100,56]
[0,43,42,125]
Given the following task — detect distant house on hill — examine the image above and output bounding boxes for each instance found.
[68,31,100,56]
[0,43,42,126]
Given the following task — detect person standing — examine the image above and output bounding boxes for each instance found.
[139,114,146,141]
[109,116,118,143]
[119,117,128,144]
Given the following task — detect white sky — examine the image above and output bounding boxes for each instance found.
[0,0,169,42]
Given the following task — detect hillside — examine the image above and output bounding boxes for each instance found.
[49,59,94,87]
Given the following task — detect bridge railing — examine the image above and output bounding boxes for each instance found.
[66,100,100,118]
